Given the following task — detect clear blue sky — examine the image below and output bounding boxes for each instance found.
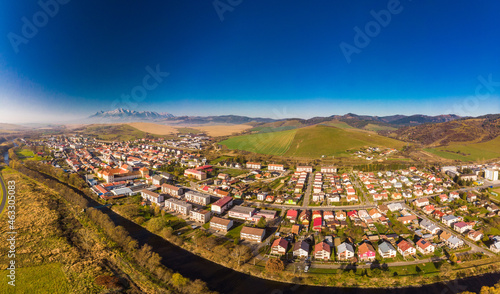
[1,0,499,123]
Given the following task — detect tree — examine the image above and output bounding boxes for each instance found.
[449,253,458,264]
[265,258,285,273]
[231,245,252,268]
[256,217,267,228]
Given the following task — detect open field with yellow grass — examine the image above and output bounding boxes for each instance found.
[127,122,178,135]
[196,124,253,136]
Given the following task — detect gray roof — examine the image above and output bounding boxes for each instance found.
[378,241,396,253]
[337,242,354,253]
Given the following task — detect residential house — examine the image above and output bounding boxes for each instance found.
[184,169,207,180]
[378,241,397,258]
[286,209,298,223]
[420,219,440,235]
[210,217,233,232]
[321,166,337,173]
[161,183,184,197]
[468,230,483,242]
[297,166,313,173]
[240,227,265,242]
[397,240,416,257]
[270,238,289,256]
[268,164,284,171]
[454,221,473,234]
[416,239,435,254]
[246,162,262,169]
[164,198,192,215]
[442,215,462,227]
[357,242,376,261]
[337,242,355,260]
[293,240,310,258]
[184,190,211,205]
[314,242,331,260]
[189,208,211,223]
[414,198,430,207]
[140,189,164,206]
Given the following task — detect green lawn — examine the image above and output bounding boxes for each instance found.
[225,223,244,240]
[0,263,70,294]
[210,156,233,165]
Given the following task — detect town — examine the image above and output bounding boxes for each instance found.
[18,134,500,275]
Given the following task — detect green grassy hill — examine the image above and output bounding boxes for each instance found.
[425,135,500,161]
[220,129,297,156]
[220,124,406,158]
[284,125,405,157]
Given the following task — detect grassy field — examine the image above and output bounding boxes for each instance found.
[425,136,500,161]
[284,125,406,158]
[225,223,244,240]
[77,124,163,141]
[321,120,356,129]
[250,125,298,134]
[176,127,203,134]
[220,129,297,156]
[0,170,104,292]
[196,124,253,137]
[127,122,177,135]
[363,123,397,132]
[221,125,406,158]
[0,263,70,294]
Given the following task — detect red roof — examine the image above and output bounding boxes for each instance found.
[286,209,298,218]
[272,237,288,249]
[213,196,232,207]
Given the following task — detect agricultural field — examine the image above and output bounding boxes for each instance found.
[221,125,406,158]
[196,124,253,137]
[284,125,406,158]
[363,123,397,132]
[320,120,356,129]
[128,122,177,135]
[425,136,500,161]
[76,123,164,141]
[220,129,297,156]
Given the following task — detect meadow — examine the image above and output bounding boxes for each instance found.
[220,129,297,156]
[284,125,406,158]
[220,125,406,158]
[425,136,500,161]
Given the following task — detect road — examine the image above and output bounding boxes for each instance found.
[301,172,313,208]
[351,171,372,205]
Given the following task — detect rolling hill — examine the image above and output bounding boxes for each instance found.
[73,124,167,141]
[391,115,500,146]
[425,135,500,162]
[220,124,406,158]
[284,125,406,157]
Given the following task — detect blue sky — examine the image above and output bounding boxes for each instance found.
[1,0,499,123]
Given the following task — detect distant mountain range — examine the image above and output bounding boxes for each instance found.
[89,108,174,121]
[85,109,462,126]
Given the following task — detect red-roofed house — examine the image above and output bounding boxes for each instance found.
[270,238,289,255]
